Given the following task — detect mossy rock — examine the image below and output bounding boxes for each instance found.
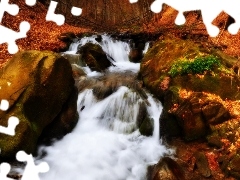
[140,38,239,140]
[0,50,76,159]
[140,38,240,100]
[139,117,153,136]
[77,43,112,71]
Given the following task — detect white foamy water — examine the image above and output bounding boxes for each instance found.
[65,35,142,73]
[35,35,173,180]
[39,87,172,180]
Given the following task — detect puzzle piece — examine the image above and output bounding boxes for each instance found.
[0,100,19,136]
[0,21,30,54]
[16,151,49,180]
[46,1,65,26]
[0,0,19,22]
[149,0,240,37]
[0,163,14,180]
[0,116,19,136]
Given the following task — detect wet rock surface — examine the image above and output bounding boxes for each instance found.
[0,50,77,159]
[140,37,240,179]
[77,43,113,72]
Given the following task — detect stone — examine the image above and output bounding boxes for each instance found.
[129,48,143,63]
[77,43,112,72]
[61,53,86,67]
[202,102,230,125]
[228,154,240,179]
[194,152,212,177]
[0,50,76,159]
[207,134,223,148]
[38,87,79,145]
[173,100,207,141]
[148,157,185,180]
[139,117,153,136]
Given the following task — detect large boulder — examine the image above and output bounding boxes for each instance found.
[77,43,113,72]
[140,38,239,140]
[147,157,185,180]
[0,50,77,159]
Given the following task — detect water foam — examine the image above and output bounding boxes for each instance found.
[39,87,172,180]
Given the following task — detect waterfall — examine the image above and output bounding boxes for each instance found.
[37,35,173,180]
[65,34,141,73]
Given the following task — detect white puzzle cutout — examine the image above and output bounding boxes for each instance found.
[46,1,65,25]
[0,163,14,180]
[25,0,37,6]
[0,100,19,136]
[0,0,19,22]
[71,6,82,16]
[0,0,31,54]
[16,151,49,180]
[0,21,30,54]
[46,0,82,25]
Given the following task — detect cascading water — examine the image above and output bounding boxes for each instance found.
[66,34,140,73]
[37,35,173,180]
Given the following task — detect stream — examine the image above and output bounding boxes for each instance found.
[37,35,173,180]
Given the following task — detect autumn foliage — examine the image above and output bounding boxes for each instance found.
[0,0,89,65]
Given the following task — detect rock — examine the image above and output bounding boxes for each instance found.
[0,50,76,159]
[194,152,212,177]
[77,43,112,72]
[228,154,240,179]
[148,157,185,180]
[58,32,77,51]
[71,64,86,79]
[58,32,76,43]
[38,87,79,145]
[129,48,143,63]
[95,35,102,42]
[139,117,153,136]
[140,38,240,100]
[61,53,87,79]
[140,38,239,140]
[173,98,207,141]
[202,102,231,125]
[207,134,223,148]
[61,53,86,67]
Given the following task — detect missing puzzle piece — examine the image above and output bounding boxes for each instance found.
[0,99,19,136]
[0,21,30,54]
[16,151,49,180]
[0,116,19,136]
[0,0,19,22]
[0,163,14,180]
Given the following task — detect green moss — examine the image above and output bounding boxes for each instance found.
[168,55,221,77]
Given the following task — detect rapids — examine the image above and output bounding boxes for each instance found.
[38,35,173,180]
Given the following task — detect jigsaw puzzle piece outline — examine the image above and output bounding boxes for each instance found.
[16,151,49,180]
[0,0,19,22]
[0,116,19,136]
[0,163,15,180]
[46,0,65,26]
[0,21,30,54]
